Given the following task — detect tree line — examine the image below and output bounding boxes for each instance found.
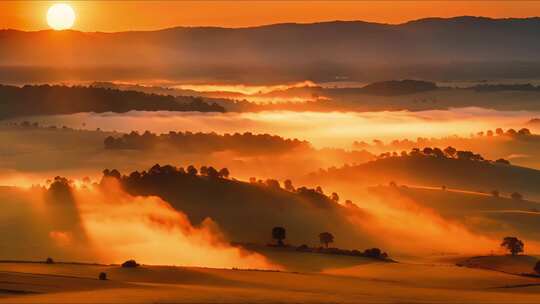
[0,84,225,119]
[271,226,389,260]
[376,146,511,165]
[104,131,310,154]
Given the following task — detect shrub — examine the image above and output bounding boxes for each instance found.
[121,260,140,268]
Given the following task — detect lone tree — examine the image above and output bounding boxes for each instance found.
[319,232,334,248]
[272,226,286,246]
[99,272,107,280]
[501,237,524,256]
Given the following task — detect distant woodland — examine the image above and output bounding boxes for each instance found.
[104,131,311,155]
[0,84,225,119]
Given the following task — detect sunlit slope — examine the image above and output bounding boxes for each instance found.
[369,186,540,243]
[0,186,96,261]
[2,261,540,303]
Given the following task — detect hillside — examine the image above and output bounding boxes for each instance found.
[4,17,540,83]
[110,164,374,248]
[308,150,540,200]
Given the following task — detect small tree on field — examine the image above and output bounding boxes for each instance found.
[319,232,334,248]
[272,226,286,246]
[501,237,524,256]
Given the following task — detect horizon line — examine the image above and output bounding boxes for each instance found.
[3,15,540,34]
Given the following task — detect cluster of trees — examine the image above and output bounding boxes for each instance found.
[473,128,532,138]
[103,164,231,184]
[354,128,535,152]
[104,131,310,155]
[271,226,389,259]
[249,177,352,209]
[376,146,511,165]
[0,84,225,119]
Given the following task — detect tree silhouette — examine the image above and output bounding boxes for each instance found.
[218,168,230,179]
[206,166,219,179]
[272,226,286,246]
[319,232,334,248]
[284,179,295,192]
[187,165,198,176]
[363,248,385,258]
[99,272,107,280]
[330,192,339,203]
[265,179,281,189]
[121,260,140,268]
[501,237,524,256]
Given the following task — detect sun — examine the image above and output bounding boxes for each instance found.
[47,3,76,30]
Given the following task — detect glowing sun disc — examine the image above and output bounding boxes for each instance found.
[47,4,76,30]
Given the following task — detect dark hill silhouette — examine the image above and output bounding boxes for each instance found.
[0,85,225,119]
[103,164,374,248]
[3,17,540,83]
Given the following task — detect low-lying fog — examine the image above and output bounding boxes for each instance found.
[11,108,537,149]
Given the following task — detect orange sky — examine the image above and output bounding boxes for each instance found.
[1,1,540,32]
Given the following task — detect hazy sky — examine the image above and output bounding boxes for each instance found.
[2,1,540,32]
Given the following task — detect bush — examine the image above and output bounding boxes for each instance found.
[45,257,54,264]
[363,248,388,259]
[121,260,140,268]
[99,272,107,280]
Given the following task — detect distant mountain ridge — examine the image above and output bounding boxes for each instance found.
[2,16,540,83]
